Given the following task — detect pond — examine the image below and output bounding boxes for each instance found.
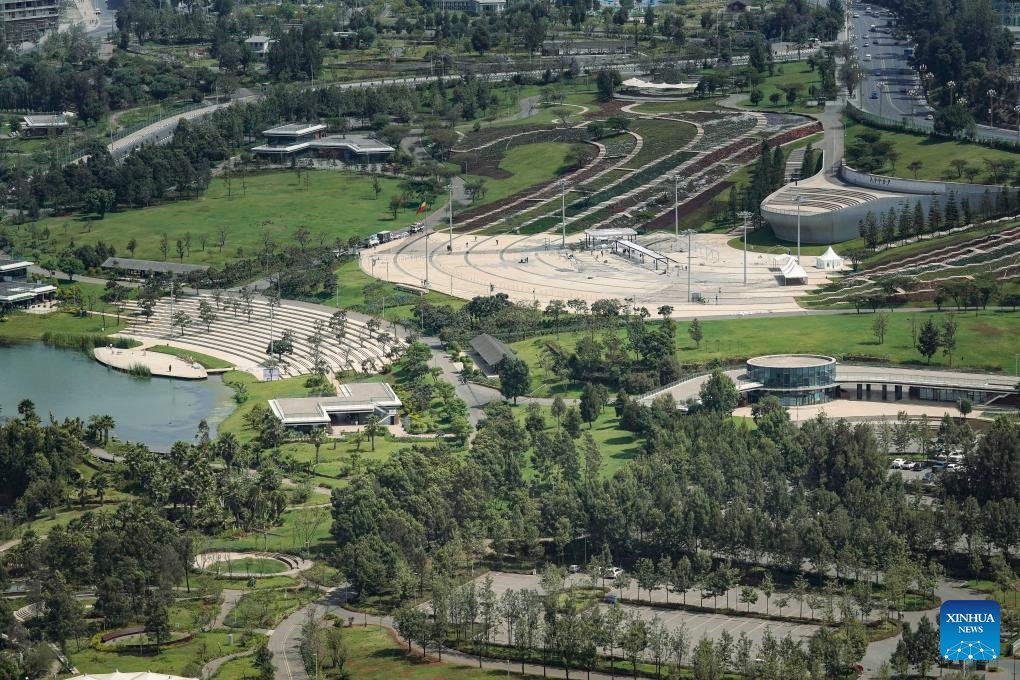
[0,342,235,451]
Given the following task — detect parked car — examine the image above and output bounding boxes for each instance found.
[870,91,880,99]
[891,458,906,469]
[604,593,618,604]
[925,113,934,120]
[568,564,582,574]
[604,566,624,579]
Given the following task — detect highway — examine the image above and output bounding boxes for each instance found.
[849,2,1020,143]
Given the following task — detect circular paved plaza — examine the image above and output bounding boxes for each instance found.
[364,231,828,317]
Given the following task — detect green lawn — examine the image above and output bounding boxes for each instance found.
[148,345,234,369]
[845,118,1020,183]
[224,588,317,629]
[511,404,641,479]
[0,309,128,342]
[320,258,465,323]
[71,632,250,676]
[512,311,1020,376]
[21,171,434,267]
[737,61,824,112]
[628,97,726,114]
[210,556,289,576]
[344,625,533,679]
[208,654,257,680]
[204,505,335,554]
[461,142,589,206]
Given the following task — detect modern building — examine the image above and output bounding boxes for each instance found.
[0,259,55,308]
[268,383,402,430]
[992,0,1020,39]
[745,354,838,406]
[101,257,210,278]
[251,123,395,165]
[639,354,1020,411]
[435,0,505,13]
[21,114,69,137]
[469,333,514,373]
[1,0,58,44]
[244,35,274,58]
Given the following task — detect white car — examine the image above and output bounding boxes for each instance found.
[925,113,934,121]
[568,564,582,574]
[891,458,906,469]
[604,566,624,579]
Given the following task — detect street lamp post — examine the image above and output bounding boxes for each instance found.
[1014,105,1020,142]
[988,89,998,127]
[447,182,454,253]
[878,82,885,118]
[681,229,696,302]
[560,179,567,249]
[946,80,956,107]
[424,231,430,287]
[673,174,680,248]
[795,195,803,264]
[737,210,753,285]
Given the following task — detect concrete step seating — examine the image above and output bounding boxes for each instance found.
[865,225,1020,277]
[122,294,395,377]
[766,186,877,211]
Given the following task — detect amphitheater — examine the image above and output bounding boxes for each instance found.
[761,159,1020,244]
[119,293,397,377]
[365,230,830,316]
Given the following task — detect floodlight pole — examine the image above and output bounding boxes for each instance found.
[681,229,696,302]
[673,175,680,248]
[448,183,454,253]
[738,210,753,285]
[560,179,567,248]
[796,195,803,264]
[424,231,430,287]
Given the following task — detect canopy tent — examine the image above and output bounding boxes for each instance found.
[69,673,197,680]
[815,246,844,270]
[778,255,808,284]
[620,78,700,94]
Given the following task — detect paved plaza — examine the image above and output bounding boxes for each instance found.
[93,345,207,379]
[363,231,829,318]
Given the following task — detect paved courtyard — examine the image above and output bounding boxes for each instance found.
[363,231,829,318]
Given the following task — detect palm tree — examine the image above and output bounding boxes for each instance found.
[75,475,90,509]
[217,432,241,468]
[91,473,108,504]
[308,427,327,465]
[97,414,116,444]
[364,415,381,451]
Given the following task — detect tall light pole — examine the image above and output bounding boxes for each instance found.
[672,174,681,248]
[795,195,803,264]
[1014,105,1020,142]
[424,231,430,287]
[988,89,998,127]
[447,182,454,253]
[946,80,956,107]
[559,179,568,249]
[681,229,696,302]
[737,210,752,285]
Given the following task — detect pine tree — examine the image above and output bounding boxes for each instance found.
[912,200,925,238]
[980,189,993,219]
[897,204,912,241]
[881,208,897,243]
[916,318,941,364]
[927,202,942,235]
[771,145,785,189]
[961,197,972,225]
[943,191,959,229]
[862,212,879,249]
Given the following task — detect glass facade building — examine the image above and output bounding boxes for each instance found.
[746,355,838,406]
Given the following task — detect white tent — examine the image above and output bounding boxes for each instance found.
[778,255,809,284]
[620,77,700,94]
[815,246,844,270]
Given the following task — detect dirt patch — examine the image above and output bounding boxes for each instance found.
[464,155,513,179]
[973,322,1004,337]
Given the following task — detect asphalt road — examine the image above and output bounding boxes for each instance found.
[850,2,1020,143]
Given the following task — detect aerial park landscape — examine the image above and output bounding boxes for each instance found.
[0,0,1019,678]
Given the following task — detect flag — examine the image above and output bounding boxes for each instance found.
[415,200,428,215]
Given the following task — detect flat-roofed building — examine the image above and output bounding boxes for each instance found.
[269,382,402,430]
[22,114,69,137]
[251,123,394,165]
[0,258,55,308]
[244,34,274,57]
[1,0,58,44]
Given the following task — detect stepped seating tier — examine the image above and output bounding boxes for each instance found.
[121,294,395,377]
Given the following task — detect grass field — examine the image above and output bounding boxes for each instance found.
[737,61,824,112]
[0,309,128,342]
[148,345,234,369]
[628,97,725,114]
[845,118,1020,182]
[71,632,249,675]
[211,556,289,575]
[322,258,465,321]
[460,142,589,205]
[21,171,435,267]
[512,310,1020,376]
[344,625,532,679]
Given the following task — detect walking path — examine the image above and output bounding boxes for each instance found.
[212,589,245,629]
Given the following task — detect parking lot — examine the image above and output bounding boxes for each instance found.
[469,571,821,649]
